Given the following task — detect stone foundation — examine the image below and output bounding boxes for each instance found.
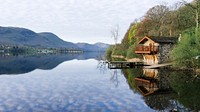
[157,43,174,64]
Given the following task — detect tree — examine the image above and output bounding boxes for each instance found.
[144,5,170,36]
[135,5,171,37]
[183,0,200,35]
[111,25,120,46]
[171,28,200,68]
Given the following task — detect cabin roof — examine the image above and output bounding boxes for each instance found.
[138,36,178,44]
[150,36,178,43]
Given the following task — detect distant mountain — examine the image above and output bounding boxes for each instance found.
[76,42,109,51]
[94,42,110,49]
[0,26,109,51]
[38,32,78,48]
[0,26,78,49]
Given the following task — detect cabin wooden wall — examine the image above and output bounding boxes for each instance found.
[143,54,158,65]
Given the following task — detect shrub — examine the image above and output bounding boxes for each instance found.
[106,45,114,60]
[126,44,140,59]
[111,44,126,56]
[171,28,200,68]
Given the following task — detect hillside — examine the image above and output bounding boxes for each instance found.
[0,26,109,51]
[76,42,109,51]
[0,26,78,49]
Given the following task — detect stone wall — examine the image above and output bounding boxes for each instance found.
[157,43,175,63]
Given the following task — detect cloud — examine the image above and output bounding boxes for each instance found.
[0,0,193,44]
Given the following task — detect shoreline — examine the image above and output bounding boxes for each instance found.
[110,55,199,73]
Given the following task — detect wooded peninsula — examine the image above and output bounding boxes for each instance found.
[106,0,200,71]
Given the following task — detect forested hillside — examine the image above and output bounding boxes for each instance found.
[0,26,109,53]
[0,26,79,49]
[107,0,200,68]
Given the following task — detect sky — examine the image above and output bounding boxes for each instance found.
[0,0,193,44]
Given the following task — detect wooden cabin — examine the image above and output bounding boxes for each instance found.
[135,36,178,65]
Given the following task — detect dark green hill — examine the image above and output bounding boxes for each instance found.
[0,26,110,51]
[0,26,78,49]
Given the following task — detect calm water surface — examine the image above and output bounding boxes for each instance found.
[0,53,199,112]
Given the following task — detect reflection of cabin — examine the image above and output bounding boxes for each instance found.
[135,77,159,96]
[135,68,159,96]
[135,36,178,65]
[133,68,173,97]
[143,69,158,79]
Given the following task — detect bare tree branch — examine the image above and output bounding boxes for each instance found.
[111,25,120,45]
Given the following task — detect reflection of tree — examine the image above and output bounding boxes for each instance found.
[144,93,175,111]
[142,69,178,111]
[121,69,143,93]
[110,69,120,87]
[122,68,176,111]
[96,53,106,61]
[121,68,200,111]
[96,60,108,74]
[143,70,200,111]
[169,71,200,111]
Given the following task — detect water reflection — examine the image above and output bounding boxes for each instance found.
[135,69,158,96]
[122,68,200,111]
[135,69,171,96]
[169,71,200,111]
[136,69,175,111]
[110,69,121,87]
[0,54,199,111]
[0,58,154,112]
[0,52,104,75]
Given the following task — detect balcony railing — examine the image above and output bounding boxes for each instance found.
[135,45,158,54]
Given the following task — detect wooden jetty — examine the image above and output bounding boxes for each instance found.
[107,61,146,69]
[144,63,172,69]
[106,61,172,69]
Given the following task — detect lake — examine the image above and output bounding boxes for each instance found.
[0,52,199,112]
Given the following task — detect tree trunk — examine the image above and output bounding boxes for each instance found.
[195,9,199,36]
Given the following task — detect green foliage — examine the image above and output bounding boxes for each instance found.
[128,23,139,44]
[107,24,140,60]
[126,38,140,59]
[141,5,171,36]
[112,45,126,56]
[121,30,131,49]
[126,45,136,59]
[134,2,197,37]
[171,28,200,68]
[106,45,114,60]
[176,4,195,32]
[106,0,200,64]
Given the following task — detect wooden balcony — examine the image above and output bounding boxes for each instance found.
[135,45,158,54]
